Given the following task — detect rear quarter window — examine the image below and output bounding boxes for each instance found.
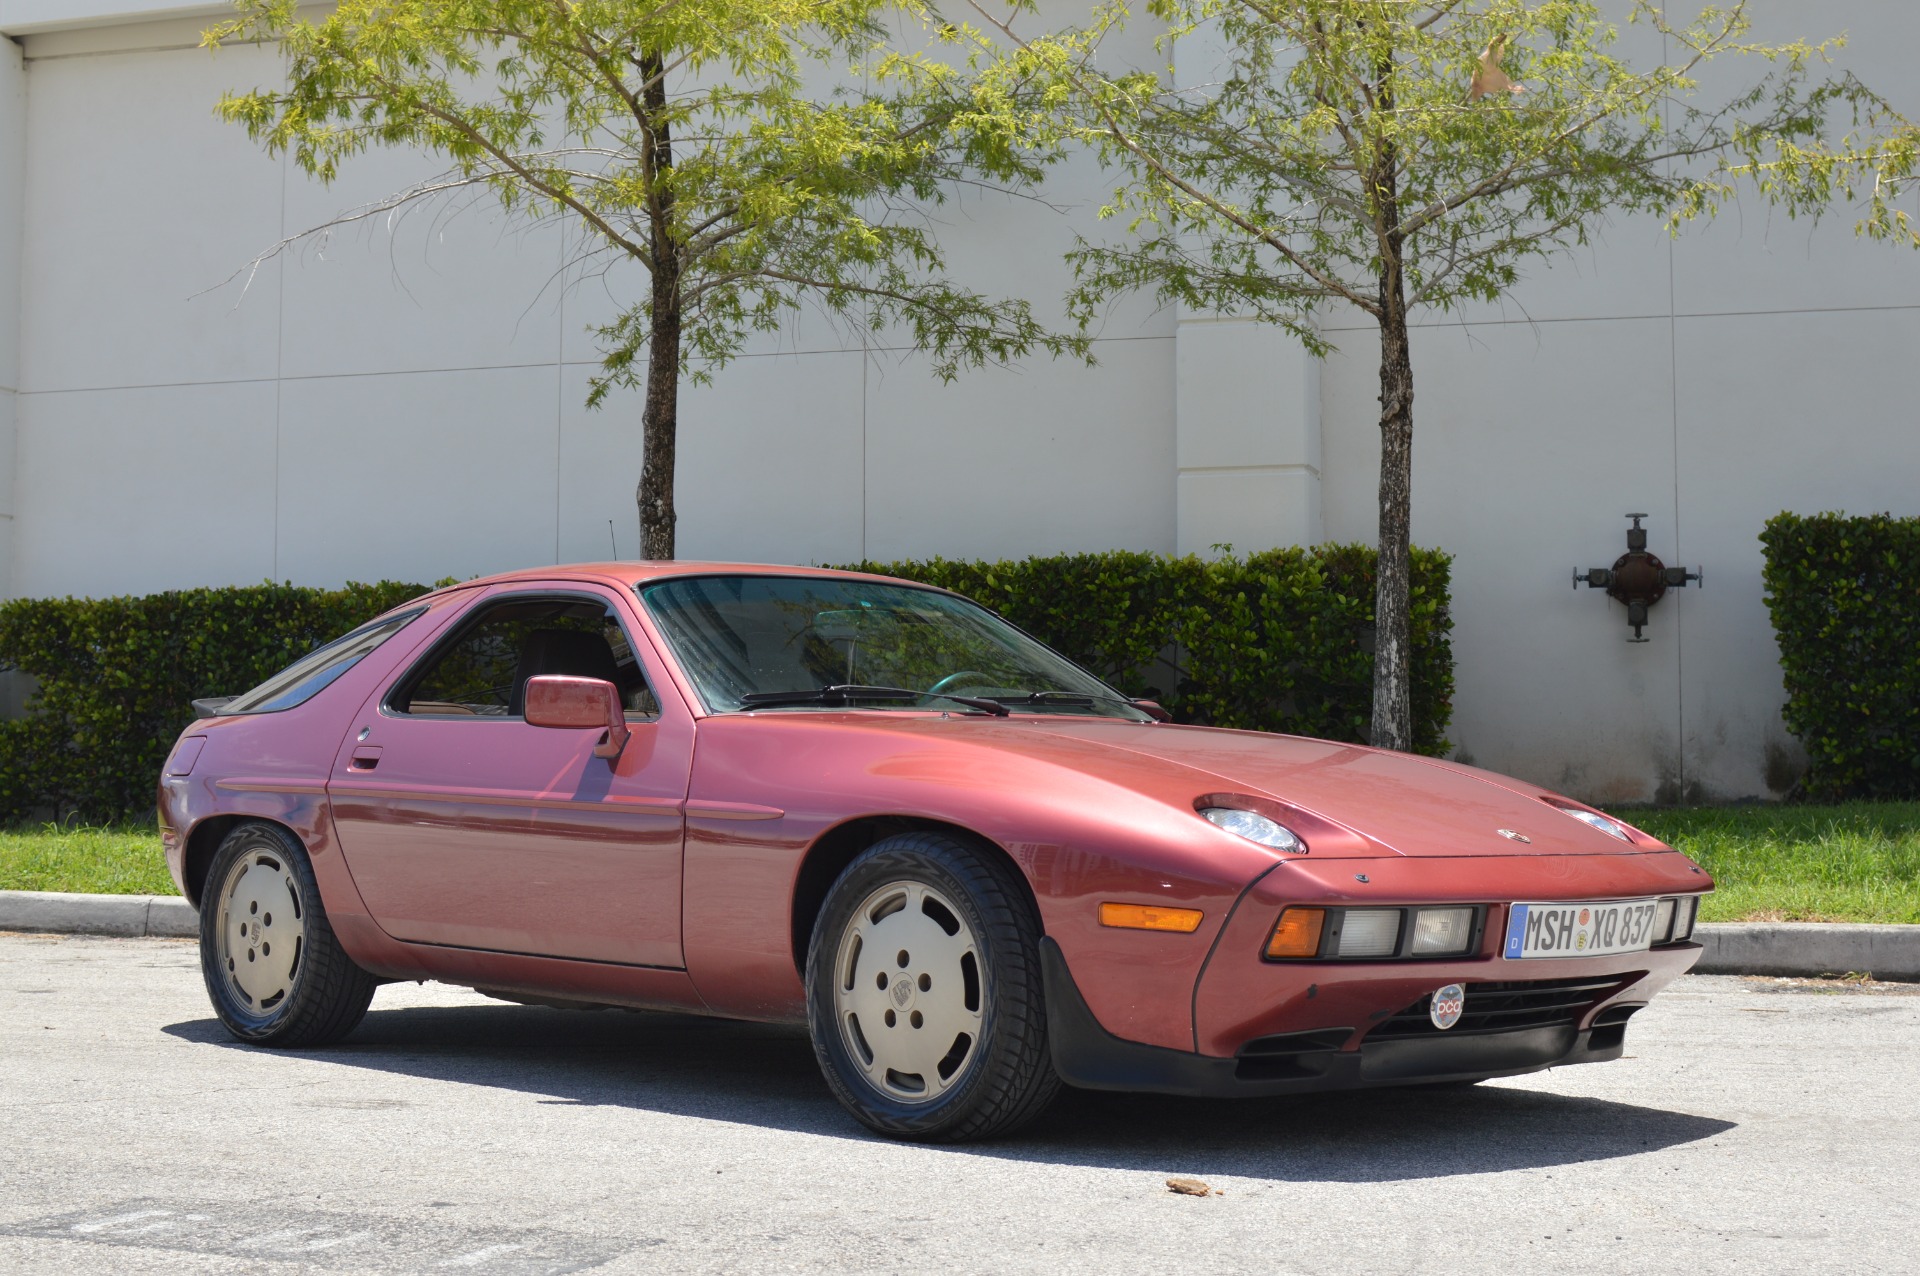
[223,608,426,714]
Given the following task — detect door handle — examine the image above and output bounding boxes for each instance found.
[348,746,383,771]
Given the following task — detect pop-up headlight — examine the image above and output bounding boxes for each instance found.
[1200,807,1305,854]
[1560,807,1634,841]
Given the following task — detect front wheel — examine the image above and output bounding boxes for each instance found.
[199,821,376,1047]
[805,832,1060,1141]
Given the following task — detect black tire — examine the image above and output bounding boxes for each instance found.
[198,821,376,1047]
[805,831,1061,1141]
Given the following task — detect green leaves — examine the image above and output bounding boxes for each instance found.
[1762,513,1920,801]
[940,0,1919,325]
[840,545,1455,751]
[205,0,1085,391]
[0,581,430,823]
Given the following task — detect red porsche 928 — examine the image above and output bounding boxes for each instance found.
[159,563,1710,1141]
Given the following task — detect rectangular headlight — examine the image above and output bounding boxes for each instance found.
[1672,895,1697,942]
[1409,907,1475,956]
[1336,909,1402,958]
[1654,897,1677,944]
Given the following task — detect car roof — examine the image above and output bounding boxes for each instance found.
[432,561,931,597]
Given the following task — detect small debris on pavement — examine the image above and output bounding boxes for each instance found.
[1742,972,1920,995]
[1165,1178,1211,1197]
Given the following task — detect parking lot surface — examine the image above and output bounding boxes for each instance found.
[3,932,1917,1274]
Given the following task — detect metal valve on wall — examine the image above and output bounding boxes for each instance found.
[1573,514,1701,642]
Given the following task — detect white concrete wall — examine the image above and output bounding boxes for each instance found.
[5,5,1175,594]
[1167,25,1323,558]
[2,1,1917,804]
[0,34,22,606]
[0,2,225,36]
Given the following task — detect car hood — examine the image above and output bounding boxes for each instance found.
[857,716,1660,859]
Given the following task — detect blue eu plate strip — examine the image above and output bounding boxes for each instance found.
[1504,904,1529,958]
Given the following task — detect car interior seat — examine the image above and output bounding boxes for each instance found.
[508,628,623,717]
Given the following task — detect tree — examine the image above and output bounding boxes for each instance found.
[950,0,1918,750]
[207,0,1081,559]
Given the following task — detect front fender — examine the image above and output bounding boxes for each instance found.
[679,715,1277,1047]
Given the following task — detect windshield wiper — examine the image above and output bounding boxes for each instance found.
[984,690,1167,719]
[736,684,1010,717]
[983,690,1133,710]
[987,690,1093,706]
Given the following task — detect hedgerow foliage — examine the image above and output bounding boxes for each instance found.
[842,546,1453,753]
[1762,513,1920,801]
[0,582,430,823]
[0,547,1453,824]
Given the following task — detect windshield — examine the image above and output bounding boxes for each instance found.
[639,575,1148,720]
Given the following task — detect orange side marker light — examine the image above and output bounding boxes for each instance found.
[1266,907,1327,958]
[1099,902,1205,933]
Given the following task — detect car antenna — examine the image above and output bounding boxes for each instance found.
[609,519,617,561]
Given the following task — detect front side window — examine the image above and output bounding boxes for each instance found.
[224,608,425,714]
[639,575,1146,719]
[389,595,658,719]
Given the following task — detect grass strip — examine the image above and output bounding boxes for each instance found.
[0,823,175,896]
[1618,802,1920,924]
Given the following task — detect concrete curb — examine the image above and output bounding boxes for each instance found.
[1,893,1916,979]
[0,890,198,938]
[1692,922,1920,981]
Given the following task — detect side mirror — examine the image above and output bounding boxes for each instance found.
[523,675,629,760]
[1131,699,1173,723]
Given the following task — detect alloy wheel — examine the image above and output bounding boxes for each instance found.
[831,879,984,1103]
[216,848,306,1013]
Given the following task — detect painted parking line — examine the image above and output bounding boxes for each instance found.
[442,1244,530,1268]
[233,1227,374,1252]
[3,1200,625,1274]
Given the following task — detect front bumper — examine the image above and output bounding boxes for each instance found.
[1041,935,1699,1098]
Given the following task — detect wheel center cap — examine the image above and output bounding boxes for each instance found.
[890,977,916,1011]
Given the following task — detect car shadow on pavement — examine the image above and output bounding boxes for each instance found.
[163,1001,1734,1183]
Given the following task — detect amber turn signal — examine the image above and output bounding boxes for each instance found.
[1266,907,1327,958]
[1099,902,1204,933]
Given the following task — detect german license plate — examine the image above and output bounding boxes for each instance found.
[1503,898,1660,959]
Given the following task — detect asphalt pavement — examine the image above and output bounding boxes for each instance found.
[3,932,1916,1275]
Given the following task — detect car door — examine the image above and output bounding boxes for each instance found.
[327,583,692,968]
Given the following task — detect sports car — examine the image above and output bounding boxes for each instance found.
[159,562,1711,1141]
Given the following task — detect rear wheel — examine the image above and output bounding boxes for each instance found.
[199,822,375,1046]
[806,831,1059,1141]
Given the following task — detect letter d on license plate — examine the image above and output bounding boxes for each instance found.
[1504,899,1659,959]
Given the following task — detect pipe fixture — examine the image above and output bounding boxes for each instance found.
[1572,514,1701,642]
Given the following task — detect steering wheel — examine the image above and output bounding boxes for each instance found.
[928,670,990,695]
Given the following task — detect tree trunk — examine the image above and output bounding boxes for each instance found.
[636,49,679,561]
[1370,141,1415,751]
[637,263,680,560]
[1371,295,1415,751]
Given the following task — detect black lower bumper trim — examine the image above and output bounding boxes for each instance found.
[1040,936,1629,1099]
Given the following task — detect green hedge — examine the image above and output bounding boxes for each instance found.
[1762,512,1920,801]
[0,581,431,823]
[1,546,1453,824]
[839,545,1454,753]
